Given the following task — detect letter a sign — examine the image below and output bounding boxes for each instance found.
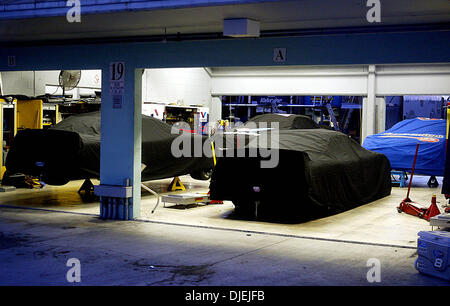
[273,48,286,63]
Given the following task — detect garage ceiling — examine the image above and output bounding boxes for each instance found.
[1,0,450,44]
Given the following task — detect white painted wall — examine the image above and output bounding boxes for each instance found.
[0,70,101,96]
[211,65,369,96]
[43,70,101,96]
[142,67,211,107]
[210,64,450,96]
[0,71,35,96]
[209,96,222,128]
[376,64,450,95]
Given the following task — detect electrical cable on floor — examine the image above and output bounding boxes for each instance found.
[141,183,161,214]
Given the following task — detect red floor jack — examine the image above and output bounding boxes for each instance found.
[397,143,441,221]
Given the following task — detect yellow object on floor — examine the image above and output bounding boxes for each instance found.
[1,166,6,180]
[25,177,45,189]
[168,176,186,191]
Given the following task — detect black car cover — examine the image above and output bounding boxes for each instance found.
[209,128,391,217]
[5,111,214,185]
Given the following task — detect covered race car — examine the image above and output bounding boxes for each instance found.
[363,118,446,177]
[3,111,214,186]
[209,128,392,221]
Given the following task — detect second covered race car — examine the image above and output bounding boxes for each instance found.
[209,127,392,220]
[3,111,214,186]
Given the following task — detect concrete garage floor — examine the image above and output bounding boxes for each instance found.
[0,175,449,286]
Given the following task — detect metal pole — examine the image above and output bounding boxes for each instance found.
[406,143,420,200]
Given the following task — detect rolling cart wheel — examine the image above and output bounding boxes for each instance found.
[414,258,420,271]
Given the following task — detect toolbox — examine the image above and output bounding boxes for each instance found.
[415,230,450,281]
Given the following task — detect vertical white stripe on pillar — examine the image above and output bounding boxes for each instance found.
[376,97,386,134]
[362,65,377,144]
[133,69,143,219]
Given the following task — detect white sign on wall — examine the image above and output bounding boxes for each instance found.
[199,109,209,122]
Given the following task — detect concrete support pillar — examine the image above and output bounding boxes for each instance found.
[99,65,142,219]
[210,96,222,131]
[132,69,143,218]
[376,97,386,133]
[362,65,377,144]
[0,72,3,95]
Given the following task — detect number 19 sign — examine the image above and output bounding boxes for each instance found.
[110,62,125,109]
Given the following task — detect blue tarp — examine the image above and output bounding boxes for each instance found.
[363,118,447,176]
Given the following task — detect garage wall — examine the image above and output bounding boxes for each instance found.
[210,64,450,96]
[142,68,211,107]
[210,65,368,96]
[0,71,35,96]
[42,70,101,96]
[376,64,450,95]
[0,70,102,96]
